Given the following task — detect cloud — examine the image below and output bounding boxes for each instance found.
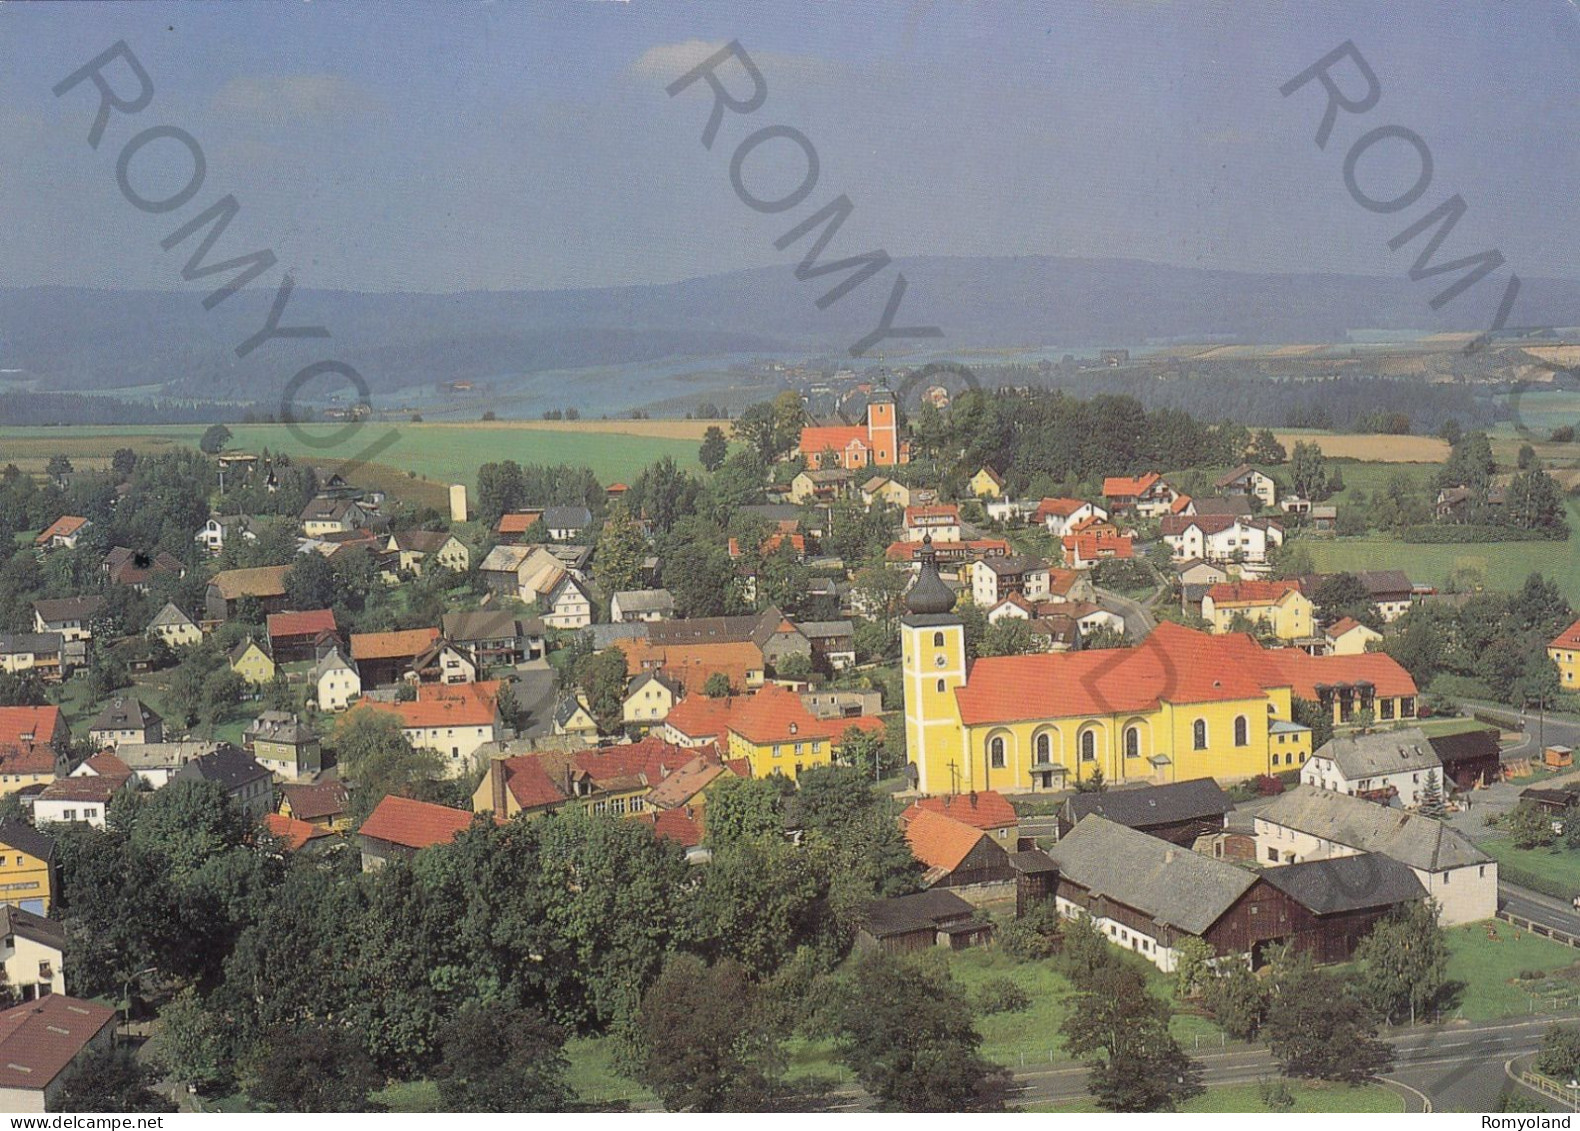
[210,74,381,122]
[626,39,849,86]
[627,39,731,81]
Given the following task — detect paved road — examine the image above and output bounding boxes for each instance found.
[1502,882,1580,933]
[1093,585,1156,640]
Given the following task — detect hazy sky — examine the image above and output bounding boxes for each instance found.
[4,1,1579,292]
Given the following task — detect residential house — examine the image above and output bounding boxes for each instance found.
[477,544,561,603]
[355,681,503,773]
[385,530,469,575]
[1187,495,1257,518]
[147,602,201,648]
[34,771,130,829]
[278,780,352,830]
[1160,516,1284,564]
[797,620,857,671]
[1056,777,1233,847]
[970,466,1006,498]
[541,505,592,540]
[789,468,854,504]
[193,514,258,554]
[860,475,912,509]
[266,608,338,663]
[1325,616,1382,656]
[205,564,291,622]
[985,497,1037,524]
[0,995,117,1112]
[724,685,884,781]
[798,390,908,468]
[112,741,224,789]
[623,671,682,726]
[1354,570,1417,622]
[493,511,543,544]
[970,555,1051,608]
[856,889,995,954]
[660,693,742,749]
[1215,464,1278,507]
[244,712,322,781]
[350,627,441,687]
[101,546,184,591]
[261,813,339,854]
[1301,727,1443,806]
[885,538,1010,571]
[611,589,677,623]
[543,574,594,630]
[1174,559,1230,588]
[299,496,369,537]
[553,695,599,738]
[313,646,362,712]
[904,504,962,543]
[1428,726,1502,791]
[1048,815,1424,971]
[1255,785,1495,925]
[358,795,478,870]
[1061,530,1134,569]
[1044,567,1096,605]
[87,696,162,748]
[33,516,90,552]
[1102,473,1180,517]
[227,638,276,685]
[799,687,884,720]
[442,609,543,665]
[1200,580,1314,640]
[407,639,479,685]
[0,905,65,999]
[32,597,104,644]
[0,821,55,914]
[1549,616,1580,690]
[903,808,1016,890]
[0,707,68,800]
[1034,497,1109,538]
[1280,496,1313,516]
[0,634,64,682]
[905,790,1019,843]
[174,744,274,819]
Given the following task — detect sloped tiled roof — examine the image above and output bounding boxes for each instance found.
[262,813,336,852]
[357,680,500,728]
[359,795,476,850]
[33,516,89,545]
[1063,777,1231,829]
[1259,853,1426,913]
[0,995,116,1093]
[1103,473,1161,497]
[1257,784,1490,871]
[280,780,350,821]
[32,596,106,624]
[268,609,337,639]
[350,626,441,660]
[904,809,990,874]
[906,791,1017,830]
[210,565,290,600]
[1205,579,1303,607]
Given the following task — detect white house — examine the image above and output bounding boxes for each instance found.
[193,514,258,555]
[543,575,593,630]
[623,671,681,725]
[0,995,117,1113]
[32,597,105,644]
[542,505,592,540]
[903,505,962,543]
[1215,465,1278,508]
[1254,785,1495,926]
[313,646,362,711]
[0,906,66,1000]
[1301,727,1443,807]
[147,602,202,648]
[1033,498,1109,538]
[1160,516,1284,564]
[969,556,1051,608]
[611,589,676,623]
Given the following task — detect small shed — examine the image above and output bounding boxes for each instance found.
[856,889,995,955]
[1547,745,1574,769]
[1009,849,1059,917]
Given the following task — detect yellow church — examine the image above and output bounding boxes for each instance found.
[901,540,1316,794]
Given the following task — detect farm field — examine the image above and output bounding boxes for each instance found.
[1272,430,1449,463]
[0,420,714,499]
[1442,919,1580,1021]
[1302,502,1580,605]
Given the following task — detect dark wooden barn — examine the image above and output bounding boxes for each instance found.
[1428,727,1503,791]
[1057,777,1231,846]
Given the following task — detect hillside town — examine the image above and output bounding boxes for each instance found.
[4,378,1580,1114]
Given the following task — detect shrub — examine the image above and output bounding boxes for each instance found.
[972,976,1031,1015]
[1258,1076,1295,1112]
[1000,902,1062,960]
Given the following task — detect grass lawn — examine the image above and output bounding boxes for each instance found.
[1302,499,1580,604]
[1478,837,1580,898]
[1413,716,1502,738]
[1443,918,1580,1020]
[0,421,709,499]
[1034,1080,1403,1113]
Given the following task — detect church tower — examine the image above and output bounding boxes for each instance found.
[866,386,898,466]
[901,536,967,794]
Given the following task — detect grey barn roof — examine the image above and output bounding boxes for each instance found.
[1044,815,1258,935]
[1257,784,1490,871]
[1259,853,1426,914]
[1063,777,1232,829]
[1314,727,1440,780]
[860,889,979,938]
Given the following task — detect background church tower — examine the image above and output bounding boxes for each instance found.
[900,536,967,794]
[866,386,898,466]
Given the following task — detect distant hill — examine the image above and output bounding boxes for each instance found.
[3,256,1578,407]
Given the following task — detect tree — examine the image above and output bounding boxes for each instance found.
[775,651,813,681]
[1172,936,1216,998]
[433,1003,573,1112]
[111,447,139,480]
[285,552,338,610]
[241,1023,384,1112]
[1417,769,1446,819]
[1536,1024,1580,1081]
[1519,443,1538,470]
[1506,801,1559,850]
[978,618,1036,657]
[1250,429,1287,465]
[1076,766,1106,793]
[833,951,1004,1111]
[1289,441,1327,500]
[1356,899,1449,1024]
[1505,468,1566,531]
[45,454,74,480]
[703,672,732,698]
[199,424,233,455]
[155,986,234,1094]
[333,709,444,820]
[49,1046,174,1113]
[635,954,784,1111]
[593,503,649,596]
[704,776,788,846]
[1061,962,1204,1112]
[572,647,630,735]
[699,425,729,472]
[1060,913,1116,986]
[1263,965,1392,1082]
[1201,963,1269,1040]
[834,724,885,777]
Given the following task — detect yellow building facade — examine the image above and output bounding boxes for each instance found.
[0,826,55,914]
[229,640,276,685]
[1201,584,1314,641]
